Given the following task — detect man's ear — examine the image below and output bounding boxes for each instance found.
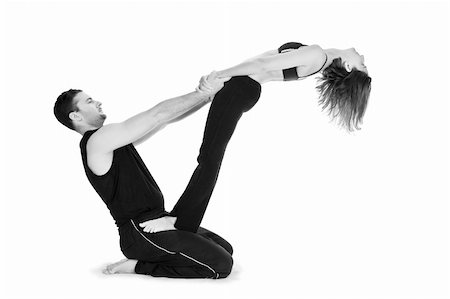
[69,111,82,122]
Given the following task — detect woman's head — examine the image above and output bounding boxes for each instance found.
[315,54,371,132]
[341,48,368,74]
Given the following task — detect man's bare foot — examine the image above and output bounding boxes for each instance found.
[103,258,138,274]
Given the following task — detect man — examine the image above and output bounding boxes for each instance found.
[54,72,262,279]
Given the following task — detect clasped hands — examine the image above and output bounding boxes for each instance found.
[196,71,230,100]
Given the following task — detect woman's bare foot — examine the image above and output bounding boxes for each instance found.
[139,216,177,233]
[103,258,138,274]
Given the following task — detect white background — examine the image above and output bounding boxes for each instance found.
[1,0,449,298]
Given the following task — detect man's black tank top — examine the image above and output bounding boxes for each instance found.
[80,129,168,227]
[278,42,327,81]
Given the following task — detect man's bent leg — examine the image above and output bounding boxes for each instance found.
[197,227,233,255]
[170,76,262,232]
[133,231,233,279]
[121,221,233,279]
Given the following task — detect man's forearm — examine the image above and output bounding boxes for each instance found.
[132,94,211,146]
[153,91,211,124]
[156,92,211,124]
[123,90,210,139]
[167,97,211,124]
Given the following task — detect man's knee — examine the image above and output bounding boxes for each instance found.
[214,254,233,279]
[222,242,233,256]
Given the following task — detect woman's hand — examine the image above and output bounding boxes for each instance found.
[139,216,177,233]
[196,71,230,95]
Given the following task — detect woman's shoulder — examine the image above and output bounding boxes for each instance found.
[278,42,307,52]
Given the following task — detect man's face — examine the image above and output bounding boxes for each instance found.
[72,91,107,127]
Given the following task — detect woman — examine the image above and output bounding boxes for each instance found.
[215,42,372,131]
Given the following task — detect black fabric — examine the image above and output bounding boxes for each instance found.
[122,220,234,279]
[80,131,168,227]
[170,76,261,232]
[278,42,306,52]
[278,42,307,81]
[278,41,328,81]
[80,76,261,279]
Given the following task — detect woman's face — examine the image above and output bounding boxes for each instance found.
[343,48,368,74]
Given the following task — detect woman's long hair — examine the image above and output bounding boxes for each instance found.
[315,57,372,131]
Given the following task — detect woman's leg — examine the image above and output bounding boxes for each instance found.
[170,76,262,232]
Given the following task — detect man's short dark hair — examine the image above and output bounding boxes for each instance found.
[54,89,83,130]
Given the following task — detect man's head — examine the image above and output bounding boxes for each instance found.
[54,89,106,133]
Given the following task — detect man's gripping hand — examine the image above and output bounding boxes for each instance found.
[139,216,177,233]
[196,71,231,100]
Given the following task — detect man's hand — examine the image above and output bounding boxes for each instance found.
[196,71,231,98]
[139,216,177,233]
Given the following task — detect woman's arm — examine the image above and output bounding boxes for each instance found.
[216,45,324,78]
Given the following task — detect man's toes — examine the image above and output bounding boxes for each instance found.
[103,264,117,275]
[102,266,112,275]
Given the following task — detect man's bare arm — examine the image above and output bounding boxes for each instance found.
[132,98,210,146]
[88,74,227,154]
[88,92,210,154]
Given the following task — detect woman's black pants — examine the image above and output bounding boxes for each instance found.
[120,76,262,279]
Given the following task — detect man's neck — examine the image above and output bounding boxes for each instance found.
[78,125,101,135]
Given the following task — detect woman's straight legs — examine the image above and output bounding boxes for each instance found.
[170,76,262,232]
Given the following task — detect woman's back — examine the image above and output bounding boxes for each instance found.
[250,42,321,83]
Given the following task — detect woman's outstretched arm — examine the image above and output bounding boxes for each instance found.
[216,45,325,78]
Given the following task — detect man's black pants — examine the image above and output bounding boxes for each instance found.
[120,76,262,279]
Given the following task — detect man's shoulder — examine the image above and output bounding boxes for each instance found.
[86,123,131,154]
[85,125,113,153]
[83,127,119,176]
[80,128,99,149]
[86,124,135,156]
